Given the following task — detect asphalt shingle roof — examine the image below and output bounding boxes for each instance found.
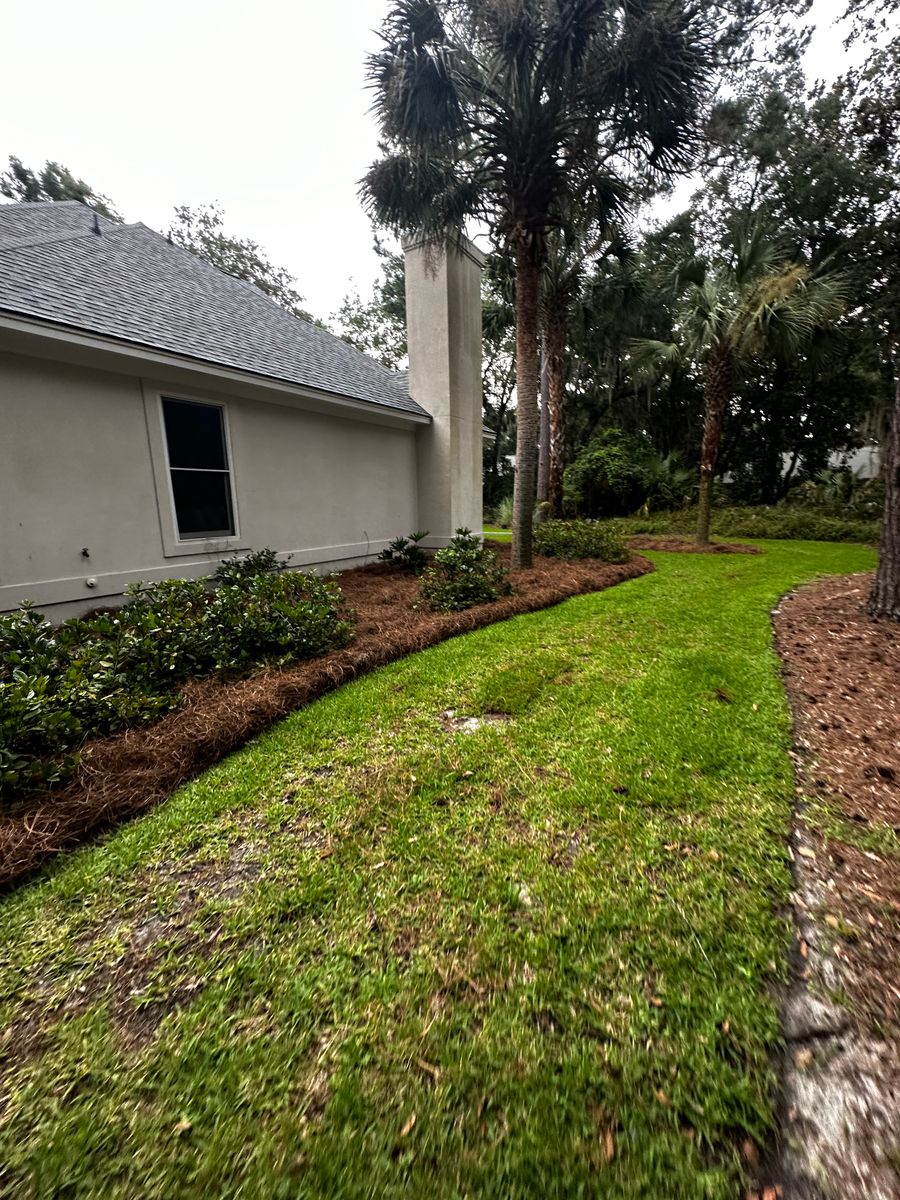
[0,201,426,419]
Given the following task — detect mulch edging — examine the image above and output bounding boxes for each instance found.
[0,551,652,890]
[759,572,900,1200]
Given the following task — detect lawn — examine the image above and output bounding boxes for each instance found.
[0,541,875,1199]
[484,523,512,540]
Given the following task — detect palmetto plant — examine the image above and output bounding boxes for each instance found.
[361,0,710,567]
[632,230,849,544]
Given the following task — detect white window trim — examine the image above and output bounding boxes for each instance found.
[143,385,249,558]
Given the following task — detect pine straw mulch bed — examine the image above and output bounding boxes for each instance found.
[769,572,900,1200]
[0,548,651,890]
[774,572,900,1036]
[626,535,760,554]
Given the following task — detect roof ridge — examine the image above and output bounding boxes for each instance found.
[0,221,141,254]
[0,198,87,210]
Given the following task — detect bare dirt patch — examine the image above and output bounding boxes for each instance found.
[764,572,900,1200]
[0,549,651,889]
[438,709,512,733]
[626,535,760,554]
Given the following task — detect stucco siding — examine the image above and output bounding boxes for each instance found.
[0,350,418,617]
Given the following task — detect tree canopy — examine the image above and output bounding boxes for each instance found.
[0,156,121,221]
[168,204,315,323]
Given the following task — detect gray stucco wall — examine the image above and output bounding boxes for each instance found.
[0,349,419,618]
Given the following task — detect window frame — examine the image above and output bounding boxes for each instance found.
[145,386,248,558]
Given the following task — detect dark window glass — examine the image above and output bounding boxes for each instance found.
[169,470,234,537]
[161,398,235,539]
[162,398,228,470]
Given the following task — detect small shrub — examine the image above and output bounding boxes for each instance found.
[210,572,353,670]
[214,548,286,586]
[493,496,514,529]
[0,672,82,793]
[419,529,512,612]
[533,520,630,562]
[378,531,429,571]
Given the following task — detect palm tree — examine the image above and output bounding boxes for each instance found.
[633,231,848,544]
[361,0,709,567]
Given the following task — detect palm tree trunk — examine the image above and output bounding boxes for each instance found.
[511,241,540,569]
[697,344,731,546]
[546,312,566,519]
[537,341,550,505]
[868,370,900,621]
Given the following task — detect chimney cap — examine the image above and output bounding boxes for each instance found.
[401,231,486,268]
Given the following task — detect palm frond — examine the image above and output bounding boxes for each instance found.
[629,337,683,382]
[360,153,481,239]
[596,1,713,173]
[367,2,467,149]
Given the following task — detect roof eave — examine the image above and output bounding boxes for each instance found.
[0,310,432,427]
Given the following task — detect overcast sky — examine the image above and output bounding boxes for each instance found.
[2,0,865,321]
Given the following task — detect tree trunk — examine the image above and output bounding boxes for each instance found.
[546,312,566,519]
[537,341,550,505]
[697,343,731,546]
[762,363,786,505]
[511,243,540,569]
[868,371,900,621]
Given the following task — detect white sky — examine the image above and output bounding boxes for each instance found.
[1,0,868,320]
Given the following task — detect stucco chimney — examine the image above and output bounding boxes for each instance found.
[403,234,484,546]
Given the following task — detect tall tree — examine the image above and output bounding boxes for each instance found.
[332,236,408,368]
[361,0,709,567]
[634,231,848,543]
[168,203,315,322]
[0,155,120,221]
[540,220,612,517]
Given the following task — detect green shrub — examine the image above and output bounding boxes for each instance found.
[378,531,429,571]
[210,572,352,671]
[786,470,885,519]
[214,548,287,585]
[562,429,652,517]
[533,519,631,562]
[0,557,353,801]
[605,506,880,544]
[0,672,82,793]
[419,529,512,612]
[493,496,514,529]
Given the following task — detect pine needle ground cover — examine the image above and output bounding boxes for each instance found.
[0,542,874,1199]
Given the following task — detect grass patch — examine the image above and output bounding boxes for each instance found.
[805,794,900,858]
[0,540,874,1199]
[483,523,512,541]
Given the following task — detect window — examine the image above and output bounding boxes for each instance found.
[161,398,235,539]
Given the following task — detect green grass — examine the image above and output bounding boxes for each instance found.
[0,541,875,1199]
[483,523,511,541]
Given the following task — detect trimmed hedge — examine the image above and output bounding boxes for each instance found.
[534,519,631,562]
[0,557,352,799]
[606,506,880,545]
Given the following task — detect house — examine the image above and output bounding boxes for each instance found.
[0,203,484,618]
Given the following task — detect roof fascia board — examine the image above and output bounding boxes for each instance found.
[0,311,430,429]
